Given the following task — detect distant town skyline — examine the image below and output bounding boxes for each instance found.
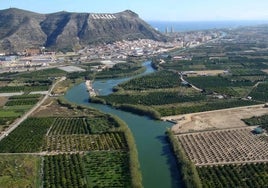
[1,0,268,21]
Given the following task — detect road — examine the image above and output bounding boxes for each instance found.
[179,73,203,92]
[0,77,66,141]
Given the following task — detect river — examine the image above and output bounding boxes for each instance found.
[65,61,181,188]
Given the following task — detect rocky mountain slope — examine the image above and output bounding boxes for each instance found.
[0,8,167,52]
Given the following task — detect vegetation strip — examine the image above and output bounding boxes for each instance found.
[167,130,202,188]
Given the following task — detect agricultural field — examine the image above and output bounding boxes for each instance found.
[88,27,268,122]
[197,163,268,188]
[0,117,54,153]
[100,91,205,106]
[0,115,127,153]
[0,106,138,188]
[0,94,43,132]
[176,127,268,166]
[43,154,86,188]
[118,70,181,90]
[4,94,41,108]
[43,152,131,188]
[48,116,120,135]
[13,68,66,80]
[86,115,120,133]
[156,99,260,117]
[127,26,267,119]
[0,68,67,95]
[185,75,256,97]
[0,155,41,188]
[0,101,139,187]
[249,82,268,102]
[43,133,128,152]
[84,151,131,187]
[0,97,17,129]
[0,85,49,93]
[48,117,91,135]
[95,69,262,117]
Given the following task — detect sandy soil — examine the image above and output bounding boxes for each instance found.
[0,97,8,107]
[262,69,268,74]
[186,70,225,76]
[162,104,268,133]
[31,98,74,117]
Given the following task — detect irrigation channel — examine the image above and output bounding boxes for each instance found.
[65,61,182,188]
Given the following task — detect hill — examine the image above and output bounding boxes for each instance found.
[0,8,167,52]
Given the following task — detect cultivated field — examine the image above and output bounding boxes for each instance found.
[176,127,268,166]
[197,163,268,187]
[43,133,128,153]
[0,155,41,188]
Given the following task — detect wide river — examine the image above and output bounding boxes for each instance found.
[65,61,181,188]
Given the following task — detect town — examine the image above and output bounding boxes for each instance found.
[0,30,221,73]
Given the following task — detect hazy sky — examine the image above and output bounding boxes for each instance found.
[1,0,268,21]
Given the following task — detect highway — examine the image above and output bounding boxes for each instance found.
[0,76,66,141]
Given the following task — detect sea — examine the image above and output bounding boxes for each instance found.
[148,20,268,32]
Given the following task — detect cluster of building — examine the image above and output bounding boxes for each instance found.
[170,30,221,48]
[80,30,221,61]
[0,30,221,73]
[0,54,56,73]
[78,39,183,60]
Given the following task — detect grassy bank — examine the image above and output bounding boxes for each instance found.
[111,115,143,188]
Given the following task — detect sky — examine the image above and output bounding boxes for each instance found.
[1,0,268,21]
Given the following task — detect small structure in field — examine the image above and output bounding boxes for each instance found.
[252,127,264,134]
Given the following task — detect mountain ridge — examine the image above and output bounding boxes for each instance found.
[0,8,167,53]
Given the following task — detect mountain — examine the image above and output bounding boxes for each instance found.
[0,8,167,52]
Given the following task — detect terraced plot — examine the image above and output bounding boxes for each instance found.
[176,127,268,166]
